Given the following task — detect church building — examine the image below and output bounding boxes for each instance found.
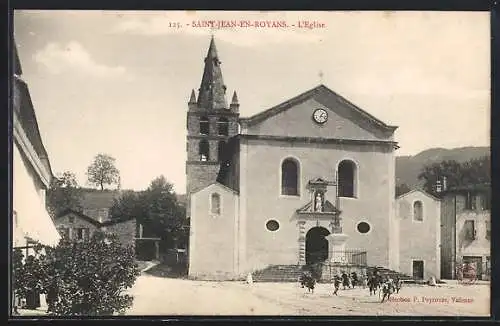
[186,37,401,280]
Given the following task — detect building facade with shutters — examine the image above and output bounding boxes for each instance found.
[187,37,401,280]
[54,208,136,248]
[54,190,137,250]
[440,183,491,281]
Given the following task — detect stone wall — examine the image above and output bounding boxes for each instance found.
[106,219,136,249]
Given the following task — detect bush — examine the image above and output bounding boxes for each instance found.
[13,231,140,316]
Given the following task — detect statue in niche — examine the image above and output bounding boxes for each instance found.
[315,191,324,212]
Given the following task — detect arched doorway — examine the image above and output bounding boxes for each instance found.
[305,227,331,265]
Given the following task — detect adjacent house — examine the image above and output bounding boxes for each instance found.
[440,183,491,281]
[12,40,61,312]
[55,208,136,248]
[54,190,136,248]
[396,189,441,280]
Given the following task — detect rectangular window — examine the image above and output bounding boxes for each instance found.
[77,228,84,240]
[464,220,476,240]
[68,216,75,223]
[465,192,476,210]
[480,193,491,211]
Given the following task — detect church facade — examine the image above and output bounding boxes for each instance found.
[186,37,401,280]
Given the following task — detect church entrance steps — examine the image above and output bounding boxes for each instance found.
[366,266,413,281]
[251,264,414,284]
[252,264,304,282]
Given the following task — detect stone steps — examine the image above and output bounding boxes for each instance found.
[252,264,415,283]
[252,264,304,282]
[366,266,413,281]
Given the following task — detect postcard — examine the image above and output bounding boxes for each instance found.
[11,10,490,317]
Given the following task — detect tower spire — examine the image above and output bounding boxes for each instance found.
[189,89,196,103]
[231,91,239,105]
[197,36,228,110]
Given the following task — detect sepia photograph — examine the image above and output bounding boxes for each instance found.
[11,10,490,317]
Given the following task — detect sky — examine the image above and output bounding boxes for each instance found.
[13,10,490,193]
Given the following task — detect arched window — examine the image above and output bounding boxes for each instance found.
[199,116,209,135]
[281,158,299,196]
[217,117,229,136]
[413,201,423,221]
[199,140,209,161]
[217,141,226,162]
[211,193,221,215]
[338,160,357,198]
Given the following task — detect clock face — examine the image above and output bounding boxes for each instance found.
[313,108,328,124]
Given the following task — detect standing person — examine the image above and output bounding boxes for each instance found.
[333,275,341,296]
[341,271,349,290]
[351,272,358,288]
[394,276,402,293]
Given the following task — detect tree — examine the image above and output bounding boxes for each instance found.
[109,190,147,222]
[418,156,490,196]
[86,154,120,191]
[461,155,490,185]
[144,176,186,249]
[13,232,140,316]
[395,183,411,197]
[46,171,83,218]
[109,175,187,250]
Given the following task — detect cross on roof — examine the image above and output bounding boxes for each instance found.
[318,70,324,83]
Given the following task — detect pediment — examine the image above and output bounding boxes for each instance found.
[240,84,397,142]
[296,200,340,215]
[308,177,334,187]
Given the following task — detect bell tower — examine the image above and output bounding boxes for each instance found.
[185,36,240,218]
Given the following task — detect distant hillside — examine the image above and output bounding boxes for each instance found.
[395,146,490,188]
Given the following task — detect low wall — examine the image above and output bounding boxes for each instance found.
[320,263,367,283]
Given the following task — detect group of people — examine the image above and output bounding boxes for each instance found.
[367,269,403,302]
[300,268,403,303]
[332,271,360,295]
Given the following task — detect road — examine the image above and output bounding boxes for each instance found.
[126,275,490,316]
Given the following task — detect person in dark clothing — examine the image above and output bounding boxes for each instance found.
[341,271,349,290]
[351,272,358,288]
[394,276,402,294]
[333,275,341,295]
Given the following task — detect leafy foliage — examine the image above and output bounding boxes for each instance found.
[86,154,121,191]
[46,171,83,218]
[418,156,490,196]
[395,183,411,197]
[110,175,187,250]
[13,232,140,316]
